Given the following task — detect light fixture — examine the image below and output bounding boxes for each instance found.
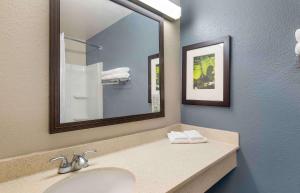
[296,29,300,42]
[133,0,181,21]
[295,29,300,56]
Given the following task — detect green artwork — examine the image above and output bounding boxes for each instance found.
[155,64,160,91]
[193,54,215,89]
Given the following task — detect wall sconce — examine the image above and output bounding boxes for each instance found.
[296,29,300,66]
[295,29,300,56]
[129,0,181,21]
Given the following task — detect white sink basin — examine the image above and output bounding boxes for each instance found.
[44,168,135,193]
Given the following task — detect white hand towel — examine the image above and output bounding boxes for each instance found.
[102,67,130,76]
[185,130,208,143]
[101,72,130,80]
[184,130,204,140]
[167,130,207,144]
[167,132,188,144]
[171,131,188,139]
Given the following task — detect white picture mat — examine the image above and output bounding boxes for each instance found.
[186,43,224,101]
[150,57,160,112]
[151,58,160,96]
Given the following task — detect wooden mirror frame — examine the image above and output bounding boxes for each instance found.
[49,0,165,133]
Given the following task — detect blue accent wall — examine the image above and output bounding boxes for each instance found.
[87,13,159,118]
[181,0,300,192]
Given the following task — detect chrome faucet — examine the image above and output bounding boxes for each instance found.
[50,150,97,174]
[49,156,72,174]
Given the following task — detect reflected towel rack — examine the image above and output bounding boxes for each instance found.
[102,78,130,85]
[73,95,88,99]
[64,35,103,50]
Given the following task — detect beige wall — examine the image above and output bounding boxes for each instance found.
[0,0,181,159]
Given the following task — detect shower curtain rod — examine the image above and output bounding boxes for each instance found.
[64,35,103,50]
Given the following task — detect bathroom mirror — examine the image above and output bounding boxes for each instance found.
[50,0,164,133]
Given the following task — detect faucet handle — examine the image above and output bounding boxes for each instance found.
[71,150,96,170]
[49,156,69,166]
[49,156,72,174]
[82,150,97,158]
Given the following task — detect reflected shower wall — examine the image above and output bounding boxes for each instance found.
[60,63,103,123]
[60,34,103,123]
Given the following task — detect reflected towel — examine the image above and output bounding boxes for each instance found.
[102,67,130,76]
[101,72,130,80]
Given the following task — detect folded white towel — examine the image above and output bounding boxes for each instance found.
[167,130,208,144]
[101,72,130,80]
[170,131,187,139]
[184,130,204,140]
[102,67,130,76]
[167,133,188,144]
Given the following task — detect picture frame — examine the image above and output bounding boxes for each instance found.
[182,36,231,107]
[148,53,160,103]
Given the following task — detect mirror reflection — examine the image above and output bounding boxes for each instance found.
[59,0,161,123]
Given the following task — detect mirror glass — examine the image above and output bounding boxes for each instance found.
[59,0,161,124]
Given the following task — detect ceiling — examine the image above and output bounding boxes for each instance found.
[60,0,132,40]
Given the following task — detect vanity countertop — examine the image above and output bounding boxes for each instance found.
[0,137,238,193]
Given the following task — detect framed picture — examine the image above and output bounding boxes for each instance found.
[182,36,231,107]
[148,54,160,103]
